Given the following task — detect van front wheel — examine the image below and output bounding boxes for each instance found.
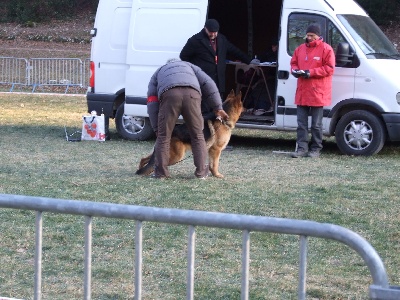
[335,110,385,156]
[115,103,154,141]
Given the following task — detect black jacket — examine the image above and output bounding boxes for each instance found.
[180,29,251,94]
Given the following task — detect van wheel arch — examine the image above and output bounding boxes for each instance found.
[115,101,155,141]
[334,109,386,156]
[329,101,383,135]
[112,92,126,118]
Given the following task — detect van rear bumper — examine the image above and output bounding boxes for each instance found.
[86,92,118,117]
[382,114,400,141]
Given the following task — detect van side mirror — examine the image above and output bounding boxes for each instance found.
[336,42,353,67]
[335,42,360,68]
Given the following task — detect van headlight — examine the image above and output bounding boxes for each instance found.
[397,92,400,105]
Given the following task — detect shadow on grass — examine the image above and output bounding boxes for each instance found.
[4,123,400,156]
[1,124,123,143]
[229,132,342,155]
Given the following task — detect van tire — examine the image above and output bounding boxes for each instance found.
[335,110,385,156]
[115,102,155,141]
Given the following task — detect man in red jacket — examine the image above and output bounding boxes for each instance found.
[290,23,335,158]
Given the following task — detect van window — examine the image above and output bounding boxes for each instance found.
[327,21,347,55]
[287,13,348,57]
[337,14,400,59]
[287,13,326,55]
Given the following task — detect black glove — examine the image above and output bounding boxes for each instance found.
[302,70,310,79]
[291,69,301,78]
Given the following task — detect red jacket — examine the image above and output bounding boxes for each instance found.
[290,38,335,106]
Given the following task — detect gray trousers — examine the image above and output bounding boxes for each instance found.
[155,87,208,178]
[296,105,324,152]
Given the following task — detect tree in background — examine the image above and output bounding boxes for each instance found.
[0,0,399,25]
[357,0,400,25]
[2,0,99,23]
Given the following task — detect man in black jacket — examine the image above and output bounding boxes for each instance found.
[180,19,252,102]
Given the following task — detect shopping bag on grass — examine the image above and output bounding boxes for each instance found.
[81,113,106,141]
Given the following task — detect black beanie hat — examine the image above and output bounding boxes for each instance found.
[205,19,220,32]
[306,23,321,36]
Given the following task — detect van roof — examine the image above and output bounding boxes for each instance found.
[283,0,368,16]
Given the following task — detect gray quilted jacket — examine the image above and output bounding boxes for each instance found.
[147,59,223,132]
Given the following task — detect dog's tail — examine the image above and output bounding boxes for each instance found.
[135,151,156,176]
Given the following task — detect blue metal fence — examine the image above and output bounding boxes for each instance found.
[0,57,89,93]
[0,57,29,92]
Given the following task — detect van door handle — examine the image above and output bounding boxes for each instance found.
[278,70,289,80]
[90,28,97,37]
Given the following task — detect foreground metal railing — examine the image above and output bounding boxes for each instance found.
[0,194,399,300]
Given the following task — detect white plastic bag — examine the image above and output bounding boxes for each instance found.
[81,113,106,141]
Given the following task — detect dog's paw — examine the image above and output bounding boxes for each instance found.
[213,173,224,178]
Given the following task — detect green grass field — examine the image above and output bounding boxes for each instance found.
[1,93,400,299]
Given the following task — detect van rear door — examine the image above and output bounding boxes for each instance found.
[91,0,132,95]
[124,0,208,116]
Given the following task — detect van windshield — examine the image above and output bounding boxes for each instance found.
[338,15,400,60]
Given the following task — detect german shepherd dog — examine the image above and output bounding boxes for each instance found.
[136,90,243,178]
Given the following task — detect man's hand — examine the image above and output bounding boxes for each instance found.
[302,70,310,78]
[292,69,310,79]
[214,109,229,121]
[291,69,302,78]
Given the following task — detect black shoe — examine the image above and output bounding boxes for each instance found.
[307,151,320,158]
[290,151,308,158]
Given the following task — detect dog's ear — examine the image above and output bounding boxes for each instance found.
[228,89,235,97]
[237,91,242,101]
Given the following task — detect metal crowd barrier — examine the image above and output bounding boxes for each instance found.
[83,58,90,89]
[0,57,29,92]
[29,58,84,93]
[0,57,89,94]
[0,194,399,300]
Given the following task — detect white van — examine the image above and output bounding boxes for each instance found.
[87,0,400,156]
